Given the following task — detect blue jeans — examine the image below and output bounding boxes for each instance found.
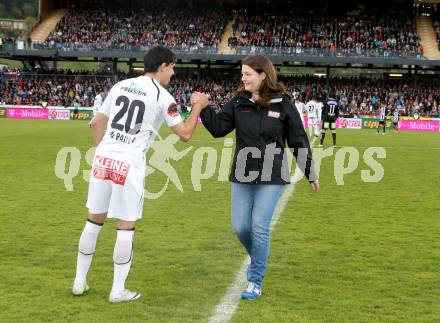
[231,182,284,286]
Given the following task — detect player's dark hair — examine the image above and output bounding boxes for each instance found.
[241,55,285,107]
[144,46,176,73]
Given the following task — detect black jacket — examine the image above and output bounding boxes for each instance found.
[200,91,316,185]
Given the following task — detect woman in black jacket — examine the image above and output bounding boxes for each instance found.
[195,55,320,300]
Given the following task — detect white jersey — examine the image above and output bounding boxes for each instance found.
[305,100,319,119]
[316,101,323,120]
[97,75,183,167]
[93,94,104,116]
[294,101,305,117]
[294,101,305,126]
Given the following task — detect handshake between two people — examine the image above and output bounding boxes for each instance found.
[169,91,209,142]
[190,92,209,111]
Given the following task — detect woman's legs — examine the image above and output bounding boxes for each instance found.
[247,184,284,286]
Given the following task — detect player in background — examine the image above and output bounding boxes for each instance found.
[376,103,388,135]
[392,108,399,132]
[72,46,209,303]
[316,98,323,133]
[89,89,106,127]
[305,96,320,137]
[319,94,339,147]
[293,92,305,127]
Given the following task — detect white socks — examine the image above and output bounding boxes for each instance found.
[74,220,103,284]
[74,222,135,295]
[111,229,135,294]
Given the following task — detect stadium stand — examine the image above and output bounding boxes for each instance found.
[229,2,423,57]
[0,68,114,107]
[36,1,230,53]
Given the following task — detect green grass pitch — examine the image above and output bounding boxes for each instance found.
[0,119,439,322]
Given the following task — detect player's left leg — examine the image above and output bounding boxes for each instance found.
[319,129,326,146]
[308,118,314,137]
[330,120,337,147]
[319,121,330,147]
[74,158,112,296]
[331,130,337,147]
[314,120,320,137]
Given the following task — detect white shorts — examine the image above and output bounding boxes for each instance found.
[86,155,145,221]
[308,117,318,126]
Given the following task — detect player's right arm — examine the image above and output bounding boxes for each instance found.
[171,92,209,142]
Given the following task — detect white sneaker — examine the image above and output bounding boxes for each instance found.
[72,281,90,296]
[241,282,262,300]
[109,289,141,303]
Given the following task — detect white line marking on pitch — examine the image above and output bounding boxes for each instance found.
[207,138,316,323]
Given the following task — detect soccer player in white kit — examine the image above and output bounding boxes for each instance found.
[71,46,209,302]
[316,98,323,131]
[93,90,105,115]
[89,90,106,127]
[376,104,388,135]
[305,97,320,137]
[293,92,305,127]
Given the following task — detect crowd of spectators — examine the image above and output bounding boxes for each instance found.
[0,68,113,107]
[228,2,423,57]
[37,1,229,53]
[1,67,439,118]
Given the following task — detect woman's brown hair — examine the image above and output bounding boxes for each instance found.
[241,55,285,107]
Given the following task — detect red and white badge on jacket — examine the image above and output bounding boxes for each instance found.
[268,111,280,118]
